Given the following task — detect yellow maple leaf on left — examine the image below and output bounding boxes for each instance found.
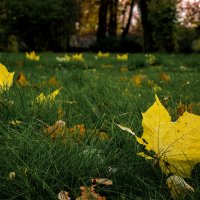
[141,95,200,178]
[0,63,15,91]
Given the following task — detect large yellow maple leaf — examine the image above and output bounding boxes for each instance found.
[141,95,200,178]
[0,63,15,91]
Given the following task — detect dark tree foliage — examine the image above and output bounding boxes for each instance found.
[108,0,118,36]
[97,0,118,42]
[4,0,80,51]
[121,0,135,40]
[139,0,154,51]
[139,0,177,52]
[97,0,109,42]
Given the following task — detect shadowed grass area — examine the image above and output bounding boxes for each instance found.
[0,52,200,199]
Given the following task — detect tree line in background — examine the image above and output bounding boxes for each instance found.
[0,0,199,52]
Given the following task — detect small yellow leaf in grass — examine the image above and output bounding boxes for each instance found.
[68,124,86,136]
[56,54,71,62]
[72,53,84,61]
[36,92,46,102]
[0,63,15,91]
[116,53,128,60]
[153,84,161,92]
[101,64,114,69]
[9,120,22,126]
[48,88,61,101]
[166,175,194,199]
[177,101,193,117]
[98,131,110,141]
[147,80,161,91]
[9,172,16,179]
[160,72,171,81]
[120,66,129,72]
[97,51,110,58]
[132,75,143,86]
[48,76,60,87]
[58,107,65,119]
[26,51,40,61]
[43,120,66,140]
[36,88,61,103]
[16,72,29,86]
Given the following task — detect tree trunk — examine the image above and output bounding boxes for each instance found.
[97,0,108,42]
[121,0,135,39]
[108,0,118,36]
[138,0,154,51]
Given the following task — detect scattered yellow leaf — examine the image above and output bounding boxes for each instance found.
[16,72,29,86]
[0,63,15,91]
[98,131,110,141]
[147,80,161,92]
[160,72,171,82]
[48,76,60,87]
[68,124,86,137]
[120,66,128,72]
[97,51,110,58]
[36,88,61,103]
[26,51,40,61]
[72,53,84,61]
[177,101,193,117]
[58,107,65,119]
[43,120,66,140]
[132,75,143,86]
[116,54,128,60]
[9,120,22,126]
[56,54,71,62]
[101,64,114,69]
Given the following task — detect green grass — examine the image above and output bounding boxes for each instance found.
[0,52,200,199]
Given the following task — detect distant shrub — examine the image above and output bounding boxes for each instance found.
[7,35,19,52]
[90,36,143,53]
[5,0,80,51]
[176,26,197,52]
[192,39,200,53]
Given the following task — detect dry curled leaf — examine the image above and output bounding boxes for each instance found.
[76,178,112,200]
[68,124,86,137]
[16,72,29,86]
[166,175,194,199]
[160,72,171,82]
[58,190,70,200]
[43,120,66,140]
[48,76,60,87]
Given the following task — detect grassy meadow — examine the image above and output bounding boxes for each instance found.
[0,52,200,200]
